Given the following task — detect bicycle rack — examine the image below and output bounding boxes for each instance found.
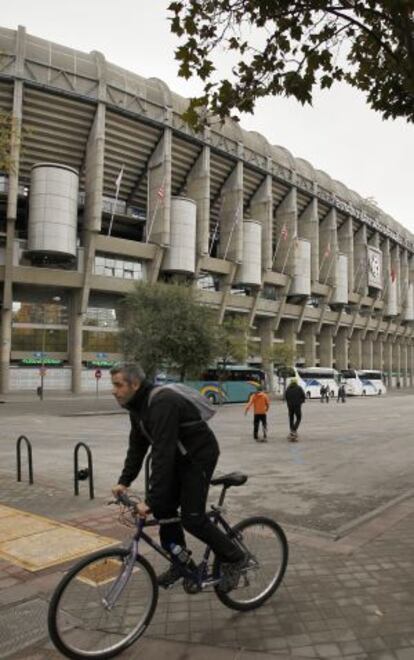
[16,435,34,485]
[74,442,95,500]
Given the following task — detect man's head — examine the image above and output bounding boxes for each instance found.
[110,362,146,406]
[290,378,297,386]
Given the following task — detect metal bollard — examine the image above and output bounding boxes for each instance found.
[74,442,95,499]
[16,435,34,485]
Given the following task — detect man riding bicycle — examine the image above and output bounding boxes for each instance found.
[111,362,247,591]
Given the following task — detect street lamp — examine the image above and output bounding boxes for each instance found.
[39,296,61,400]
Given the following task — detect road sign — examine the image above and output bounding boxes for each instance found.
[95,368,102,380]
[39,367,47,376]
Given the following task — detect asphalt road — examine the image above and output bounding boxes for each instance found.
[1,390,413,535]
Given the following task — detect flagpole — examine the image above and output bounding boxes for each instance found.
[108,164,124,237]
[209,219,220,256]
[272,224,288,268]
[323,252,336,286]
[222,202,241,261]
[281,235,295,275]
[146,176,166,244]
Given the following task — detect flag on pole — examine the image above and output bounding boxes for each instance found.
[115,165,124,196]
[281,223,288,241]
[391,268,396,283]
[324,243,331,258]
[157,184,165,200]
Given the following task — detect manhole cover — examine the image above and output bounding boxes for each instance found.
[0,598,48,658]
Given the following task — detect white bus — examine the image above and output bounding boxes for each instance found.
[297,367,340,399]
[340,369,364,396]
[274,366,307,396]
[358,370,387,395]
[340,369,386,396]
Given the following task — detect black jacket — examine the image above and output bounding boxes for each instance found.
[118,381,219,511]
[285,383,306,407]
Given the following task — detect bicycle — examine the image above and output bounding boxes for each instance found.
[48,471,289,660]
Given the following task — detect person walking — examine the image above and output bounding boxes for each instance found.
[285,378,306,442]
[337,383,346,403]
[320,384,329,403]
[245,386,270,442]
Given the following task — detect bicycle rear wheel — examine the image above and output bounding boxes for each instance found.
[214,516,288,611]
[48,547,158,659]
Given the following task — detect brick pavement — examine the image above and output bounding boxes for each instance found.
[0,472,413,660]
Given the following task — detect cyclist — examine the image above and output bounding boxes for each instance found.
[111,362,247,591]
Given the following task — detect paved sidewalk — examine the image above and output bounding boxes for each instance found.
[0,471,413,660]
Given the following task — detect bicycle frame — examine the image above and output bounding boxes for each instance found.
[105,486,249,607]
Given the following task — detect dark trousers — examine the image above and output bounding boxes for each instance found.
[253,413,267,438]
[151,446,244,563]
[288,405,302,432]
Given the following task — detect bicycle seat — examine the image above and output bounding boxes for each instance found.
[210,472,248,488]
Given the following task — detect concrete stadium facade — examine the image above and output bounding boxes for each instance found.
[1,25,414,393]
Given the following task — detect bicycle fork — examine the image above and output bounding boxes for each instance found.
[102,539,139,611]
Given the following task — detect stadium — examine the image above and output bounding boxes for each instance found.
[0,25,413,393]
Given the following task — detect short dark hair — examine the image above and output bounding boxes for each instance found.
[110,362,146,384]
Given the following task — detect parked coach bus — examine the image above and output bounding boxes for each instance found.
[297,367,340,399]
[186,365,266,404]
[340,369,386,395]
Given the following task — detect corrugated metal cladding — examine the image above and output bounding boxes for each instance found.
[20,88,95,182]
[104,111,162,204]
[0,81,13,112]
[171,136,202,197]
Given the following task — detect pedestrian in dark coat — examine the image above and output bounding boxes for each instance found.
[285,378,306,442]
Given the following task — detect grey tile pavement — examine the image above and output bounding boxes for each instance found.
[1,392,414,659]
[0,472,413,659]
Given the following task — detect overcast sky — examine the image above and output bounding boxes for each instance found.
[2,0,413,234]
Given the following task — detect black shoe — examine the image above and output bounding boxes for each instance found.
[157,564,184,589]
[218,555,249,593]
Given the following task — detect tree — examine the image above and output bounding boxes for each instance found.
[214,315,249,371]
[168,1,414,128]
[262,341,297,393]
[120,281,218,381]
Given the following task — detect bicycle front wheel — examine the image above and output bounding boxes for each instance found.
[214,516,288,611]
[48,547,158,660]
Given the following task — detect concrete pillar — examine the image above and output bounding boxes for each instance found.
[401,341,408,387]
[147,124,172,246]
[78,95,106,375]
[218,153,243,262]
[69,291,83,394]
[319,325,334,367]
[250,170,273,272]
[390,245,401,308]
[362,333,373,369]
[298,193,319,282]
[337,216,354,293]
[0,26,25,394]
[274,187,297,275]
[301,323,317,367]
[353,225,368,295]
[335,327,349,370]
[349,330,362,369]
[259,318,275,392]
[373,337,383,371]
[187,144,210,257]
[410,343,414,386]
[393,341,401,387]
[400,249,409,313]
[319,208,338,286]
[384,341,393,388]
[279,319,297,357]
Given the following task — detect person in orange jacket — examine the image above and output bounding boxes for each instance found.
[244,386,270,442]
